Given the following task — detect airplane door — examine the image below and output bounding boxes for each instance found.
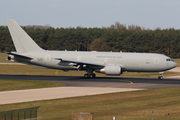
[154,57,159,65]
[45,54,50,62]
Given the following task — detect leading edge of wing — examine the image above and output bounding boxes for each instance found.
[55,58,105,68]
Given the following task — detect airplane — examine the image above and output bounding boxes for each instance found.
[5,19,177,79]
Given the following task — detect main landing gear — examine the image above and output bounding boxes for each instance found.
[84,73,96,78]
[84,69,96,78]
[158,72,164,79]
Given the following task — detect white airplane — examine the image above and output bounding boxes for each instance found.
[6,19,177,79]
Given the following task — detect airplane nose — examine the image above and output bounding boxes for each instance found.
[173,62,177,68]
[174,62,177,67]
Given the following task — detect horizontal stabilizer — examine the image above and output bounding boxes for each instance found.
[6,52,33,60]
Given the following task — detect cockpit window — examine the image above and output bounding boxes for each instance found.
[166,59,173,61]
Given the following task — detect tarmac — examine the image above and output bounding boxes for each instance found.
[0,65,180,105]
[0,74,180,105]
[0,87,143,105]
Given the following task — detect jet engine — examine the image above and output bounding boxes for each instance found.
[96,65,122,75]
[7,55,14,61]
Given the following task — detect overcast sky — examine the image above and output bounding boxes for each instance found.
[1,0,180,29]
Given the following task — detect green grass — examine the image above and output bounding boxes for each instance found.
[0,87,180,120]
[0,79,64,91]
[0,53,11,63]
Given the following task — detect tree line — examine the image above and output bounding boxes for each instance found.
[0,22,180,58]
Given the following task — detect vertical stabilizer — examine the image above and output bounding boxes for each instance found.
[6,19,44,53]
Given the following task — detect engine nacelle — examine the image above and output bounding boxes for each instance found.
[7,55,14,61]
[97,65,122,75]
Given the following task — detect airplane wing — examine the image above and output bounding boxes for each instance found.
[55,58,105,69]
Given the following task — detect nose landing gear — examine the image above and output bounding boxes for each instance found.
[158,72,164,79]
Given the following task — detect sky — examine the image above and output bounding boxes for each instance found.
[1,0,180,30]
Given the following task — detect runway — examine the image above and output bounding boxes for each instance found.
[0,74,180,105]
[1,74,180,89]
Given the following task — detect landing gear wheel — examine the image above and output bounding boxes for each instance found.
[84,73,96,78]
[158,76,163,79]
[84,74,88,78]
[89,73,96,78]
[158,72,164,80]
[89,74,94,78]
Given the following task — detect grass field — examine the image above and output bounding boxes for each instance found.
[0,87,180,120]
[0,53,11,63]
[0,79,64,91]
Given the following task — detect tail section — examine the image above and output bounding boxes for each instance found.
[6,19,44,53]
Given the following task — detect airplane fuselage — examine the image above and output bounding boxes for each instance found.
[13,51,177,72]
